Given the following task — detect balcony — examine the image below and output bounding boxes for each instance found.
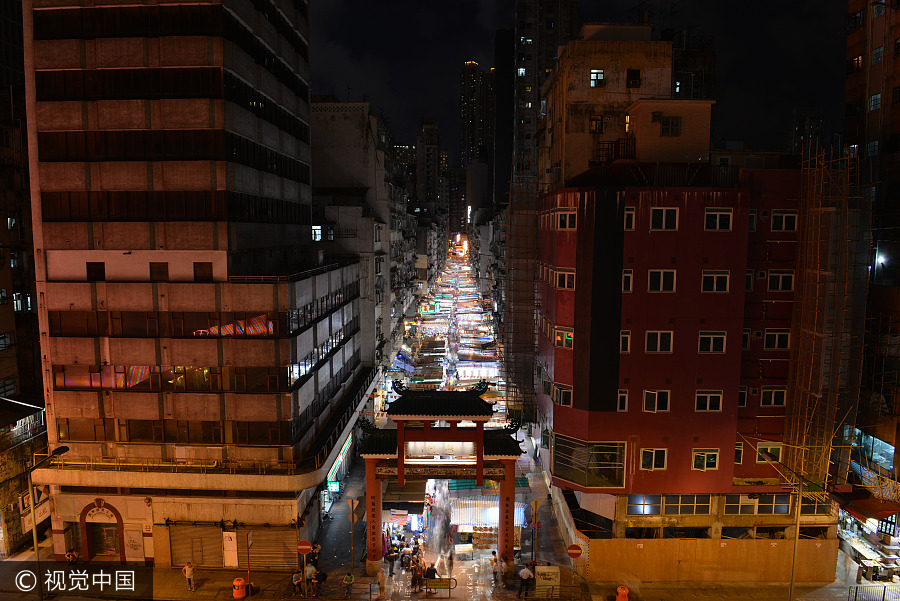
[588,138,635,166]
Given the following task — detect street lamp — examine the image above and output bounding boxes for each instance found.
[759,450,807,601]
[27,445,69,601]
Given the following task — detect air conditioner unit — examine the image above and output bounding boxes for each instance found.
[651,112,663,122]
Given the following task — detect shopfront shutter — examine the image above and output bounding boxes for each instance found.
[169,525,224,568]
[236,527,297,570]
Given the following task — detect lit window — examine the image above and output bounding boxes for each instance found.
[620,330,631,353]
[848,55,863,71]
[764,329,790,350]
[771,210,797,231]
[617,390,628,412]
[704,208,732,231]
[692,449,719,471]
[626,494,661,515]
[590,69,605,88]
[641,448,667,470]
[312,225,322,241]
[554,329,573,348]
[648,269,676,292]
[645,331,673,353]
[701,270,729,293]
[761,387,787,407]
[589,114,603,133]
[643,390,670,412]
[695,390,723,412]
[518,68,526,77]
[698,331,726,353]
[768,270,794,292]
[650,207,678,230]
[625,114,631,133]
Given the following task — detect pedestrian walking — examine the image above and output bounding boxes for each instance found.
[517,565,534,598]
[447,550,454,577]
[292,570,303,596]
[182,562,196,592]
[341,573,355,598]
[387,547,399,576]
[490,551,499,585]
[411,558,424,592]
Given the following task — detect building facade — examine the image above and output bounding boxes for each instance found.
[23,0,373,568]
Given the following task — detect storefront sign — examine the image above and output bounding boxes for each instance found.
[327,434,353,483]
[405,441,474,459]
[21,499,51,531]
[85,506,116,523]
[328,481,341,492]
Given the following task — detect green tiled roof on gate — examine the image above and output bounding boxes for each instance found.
[386,389,495,418]
[357,429,523,457]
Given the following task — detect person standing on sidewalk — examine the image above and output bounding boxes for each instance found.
[182,562,195,592]
[291,570,303,596]
[517,565,534,599]
[305,562,317,596]
[386,546,399,577]
[490,551,499,585]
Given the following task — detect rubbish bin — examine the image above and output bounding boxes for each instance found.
[233,577,248,600]
[616,585,629,601]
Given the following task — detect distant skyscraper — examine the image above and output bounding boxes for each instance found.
[513,0,578,183]
[492,29,515,211]
[416,119,442,209]
[459,61,494,168]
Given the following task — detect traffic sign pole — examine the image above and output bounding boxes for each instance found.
[348,498,359,569]
[297,539,312,594]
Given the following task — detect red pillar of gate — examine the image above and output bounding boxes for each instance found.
[396,421,405,486]
[475,421,484,486]
[498,459,516,565]
[365,458,383,576]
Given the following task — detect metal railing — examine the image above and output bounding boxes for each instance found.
[848,585,900,601]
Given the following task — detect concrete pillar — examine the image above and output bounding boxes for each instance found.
[365,458,383,576]
[498,459,516,565]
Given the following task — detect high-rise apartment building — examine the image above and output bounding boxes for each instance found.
[23,0,373,568]
[459,61,494,169]
[512,0,577,183]
[416,119,442,211]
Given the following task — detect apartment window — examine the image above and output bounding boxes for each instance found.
[589,69,605,88]
[757,443,783,463]
[86,262,106,282]
[848,55,864,72]
[149,262,169,282]
[660,116,682,137]
[0,289,6,305]
[702,270,729,293]
[871,93,882,111]
[554,329,574,348]
[555,271,575,289]
[742,328,750,350]
[645,331,673,353]
[664,494,711,515]
[641,448,667,470]
[868,140,880,157]
[620,330,631,353]
[875,3,886,17]
[745,270,754,292]
[617,389,628,412]
[692,448,719,471]
[704,208,732,231]
[764,329,790,350]
[768,270,794,292]
[626,69,641,88]
[552,436,626,488]
[650,207,678,230]
[557,212,576,229]
[771,210,798,231]
[589,115,603,133]
[193,262,213,282]
[622,269,633,292]
[624,207,635,230]
[738,386,747,407]
[0,332,13,351]
[625,114,631,133]
[735,442,743,464]
[626,494,661,515]
[874,46,885,64]
[643,389,670,412]
[648,269,676,292]
[761,386,787,407]
[9,252,19,269]
[0,377,14,396]
[695,390,723,412]
[553,385,573,407]
[749,209,757,232]
[698,331,726,353]
[311,225,322,241]
[518,67,526,77]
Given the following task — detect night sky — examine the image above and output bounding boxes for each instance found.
[310,0,846,156]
